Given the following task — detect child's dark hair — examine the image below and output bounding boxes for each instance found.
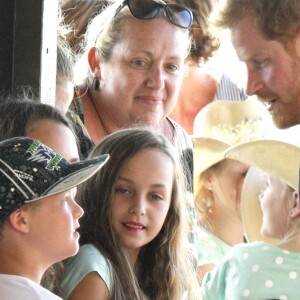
[0,94,76,297]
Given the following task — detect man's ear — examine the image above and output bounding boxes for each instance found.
[88,47,101,78]
[7,208,30,233]
[290,191,300,219]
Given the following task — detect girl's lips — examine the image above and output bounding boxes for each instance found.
[122,222,146,231]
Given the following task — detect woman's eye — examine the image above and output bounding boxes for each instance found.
[131,59,147,68]
[166,63,179,73]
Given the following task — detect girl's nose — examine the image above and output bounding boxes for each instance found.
[128,196,146,216]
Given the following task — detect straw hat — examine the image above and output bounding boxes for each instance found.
[225,139,300,243]
[193,98,273,197]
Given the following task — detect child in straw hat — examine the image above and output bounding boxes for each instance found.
[201,139,300,300]
[192,98,274,283]
[0,137,108,300]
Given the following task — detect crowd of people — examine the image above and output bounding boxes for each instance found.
[1,0,300,299]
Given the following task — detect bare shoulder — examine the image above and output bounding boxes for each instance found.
[68,272,110,300]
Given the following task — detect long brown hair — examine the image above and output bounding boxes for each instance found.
[78,127,200,299]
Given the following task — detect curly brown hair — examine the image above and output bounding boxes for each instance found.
[172,0,219,62]
[215,0,300,46]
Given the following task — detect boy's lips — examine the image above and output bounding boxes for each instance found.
[73,224,80,233]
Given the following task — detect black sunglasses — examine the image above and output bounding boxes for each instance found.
[115,0,193,29]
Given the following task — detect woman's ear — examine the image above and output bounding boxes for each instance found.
[290,191,300,219]
[7,208,30,233]
[88,47,101,78]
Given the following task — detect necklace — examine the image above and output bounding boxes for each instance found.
[88,90,110,137]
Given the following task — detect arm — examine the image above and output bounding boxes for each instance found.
[68,272,110,300]
[197,263,216,286]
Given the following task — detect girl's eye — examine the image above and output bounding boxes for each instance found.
[241,170,248,178]
[115,188,130,195]
[150,194,164,201]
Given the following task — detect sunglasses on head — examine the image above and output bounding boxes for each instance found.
[115,0,193,29]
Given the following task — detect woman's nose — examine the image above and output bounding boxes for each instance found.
[146,67,165,90]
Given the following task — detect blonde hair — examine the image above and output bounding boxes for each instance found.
[195,161,225,217]
[74,1,192,86]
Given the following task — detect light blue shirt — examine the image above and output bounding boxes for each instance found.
[61,244,111,299]
[196,226,231,267]
[201,241,300,300]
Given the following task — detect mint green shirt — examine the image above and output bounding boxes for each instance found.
[196,226,231,267]
[61,244,111,299]
[201,241,300,300]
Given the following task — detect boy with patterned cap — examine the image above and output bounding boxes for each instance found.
[0,137,109,300]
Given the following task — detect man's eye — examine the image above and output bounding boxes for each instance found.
[253,59,267,69]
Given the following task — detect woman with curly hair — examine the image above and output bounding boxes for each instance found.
[169,0,220,134]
